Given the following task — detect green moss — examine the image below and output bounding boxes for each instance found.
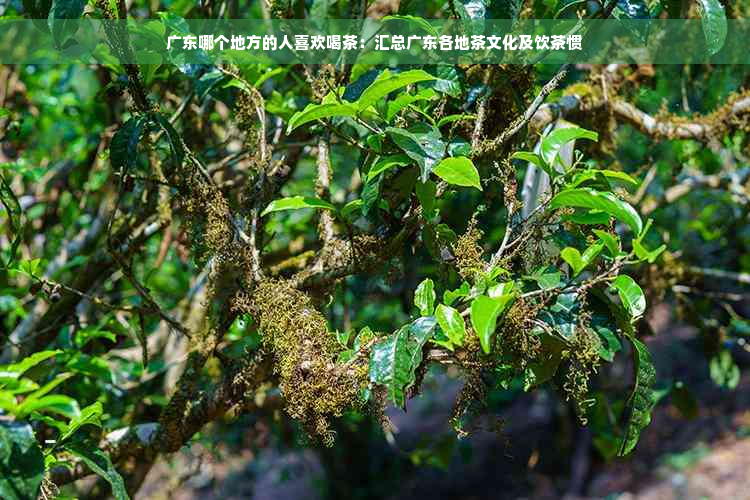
[452,217,485,281]
[234,280,368,445]
[561,325,602,424]
[497,299,542,371]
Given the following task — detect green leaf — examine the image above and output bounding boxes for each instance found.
[592,229,622,258]
[414,278,436,316]
[18,258,43,277]
[470,295,514,354]
[560,210,611,225]
[25,372,74,401]
[510,151,544,167]
[47,0,85,46]
[0,391,16,412]
[590,313,622,362]
[66,354,113,383]
[369,326,411,408]
[633,218,665,263]
[110,115,149,172]
[366,154,411,182]
[386,126,445,183]
[538,292,580,341]
[309,0,333,18]
[334,330,351,349]
[432,157,482,191]
[361,175,382,216]
[369,318,436,408]
[341,199,363,219]
[356,69,436,112]
[0,378,38,396]
[540,127,598,169]
[385,89,437,122]
[353,326,375,352]
[524,266,563,291]
[286,102,358,133]
[261,196,336,216]
[510,151,556,178]
[0,421,44,500]
[610,275,646,319]
[0,173,23,269]
[618,337,657,456]
[64,442,130,500]
[437,113,476,128]
[407,317,436,375]
[424,66,463,97]
[435,304,466,348]
[524,330,564,390]
[0,350,62,381]
[444,282,470,306]
[570,169,639,189]
[560,241,604,277]
[550,188,643,234]
[382,15,439,36]
[697,0,727,56]
[633,240,666,264]
[487,281,514,298]
[152,113,185,165]
[59,402,103,444]
[74,326,117,348]
[709,350,740,389]
[343,69,381,102]
[415,180,437,217]
[16,394,80,419]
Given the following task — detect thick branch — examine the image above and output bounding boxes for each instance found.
[530,93,750,142]
[50,353,274,486]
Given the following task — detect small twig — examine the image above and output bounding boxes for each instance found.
[316,133,336,243]
[475,64,570,157]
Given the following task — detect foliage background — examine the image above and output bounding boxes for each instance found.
[2,0,750,499]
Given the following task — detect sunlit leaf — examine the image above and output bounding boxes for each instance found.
[709,350,740,389]
[432,157,482,190]
[286,102,358,133]
[560,241,604,277]
[356,69,436,112]
[550,188,643,234]
[414,278,436,316]
[540,127,598,169]
[0,350,62,381]
[435,304,466,348]
[261,196,336,216]
[16,394,80,419]
[470,294,514,354]
[59,401,103,443]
